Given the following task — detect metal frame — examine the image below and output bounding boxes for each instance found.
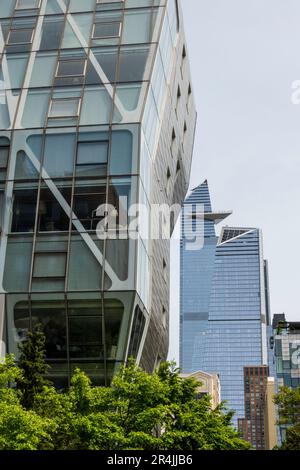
[0,145,9,169]
[15,0,42,10]
[32,251,68,279]
[96,0,125,4]
[76,140,109,166]
[7,28,35,46]
[48,97,82,119]
[55,58,88,79]
[92,21,122,40]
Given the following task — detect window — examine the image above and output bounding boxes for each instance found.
[38,187,71,232]
[7,28,34,45]
[33,252,67,279]
[176,85,181,116]
[15,0,41,9]
[171,128,176,157]
[76,141,108,177]
[49,98,81,119]
[56,59,87,79]
[162,306,167,328]
[69,317,103,359]
[166,167,171,195]
[77,141,108,165]
[163,259,167,282]
[92,21,122,39]
[11,189,38,233]
[104,299,124,359]
[0,145,9,169]
[97,0,124,6]
[128,306,146,359]
[118,46,149,82]
[177,85,181,100]
[97,0,124,3]
[40,16,65,51]
[30,302,67,360]
[73,184,107,230]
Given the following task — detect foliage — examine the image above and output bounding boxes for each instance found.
[16,327,50,410]
[0,354,54,450]
[0,331,251,450]
[274,385,300,450]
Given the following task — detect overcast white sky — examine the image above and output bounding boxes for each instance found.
[168,0,300,362]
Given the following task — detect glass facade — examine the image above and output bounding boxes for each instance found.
[180,181,269,426]
[0,0,196,384]
[271,316,300,443]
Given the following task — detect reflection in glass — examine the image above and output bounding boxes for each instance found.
[7,28,34,45]
[128,305,145,358]
[73,183,106,230]
[49,98,81,119]
[69,317,103,359]
[31,302,67,359]
[11,188,38,233]
[38,186,71,232]
[93,21,121,39]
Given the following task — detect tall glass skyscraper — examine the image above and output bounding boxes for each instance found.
[180,181,269,425]
[0,0,196,386]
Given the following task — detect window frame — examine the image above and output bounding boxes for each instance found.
[15,0,41,10]
[32,251,67,279]
[48,97,81,119]
[96,0,124,4]
[55,58,87,79]
[76,140,109,167]
[0,145,10,169]
[92,21,122,40]
[7,27,35,46]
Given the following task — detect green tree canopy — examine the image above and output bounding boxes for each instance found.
[274,385,300,450]
[0,331,251,450]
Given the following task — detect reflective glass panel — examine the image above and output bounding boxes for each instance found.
[93,22,121,39]
[7,28,34,45]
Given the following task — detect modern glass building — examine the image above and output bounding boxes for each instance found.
[272,315,300,389]
[0,0,196,387]
[180,181,269,426]
[271,315,300,443]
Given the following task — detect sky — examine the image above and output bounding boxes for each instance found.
[168,0,300,363]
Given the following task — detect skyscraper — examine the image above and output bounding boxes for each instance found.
[180,181,269,425]
[0,0,196,386]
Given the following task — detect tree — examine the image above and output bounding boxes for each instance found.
[0,330,251,450]
[0,355,54,450]
[33,360,250,450]
[16,327,50,409]
[274,385,300,450]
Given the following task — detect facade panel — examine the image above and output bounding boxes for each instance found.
[0,0,196,384]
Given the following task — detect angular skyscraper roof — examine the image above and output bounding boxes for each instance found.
[180,181,269,429]
[184,180,232,228]
[218,227,257,245]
